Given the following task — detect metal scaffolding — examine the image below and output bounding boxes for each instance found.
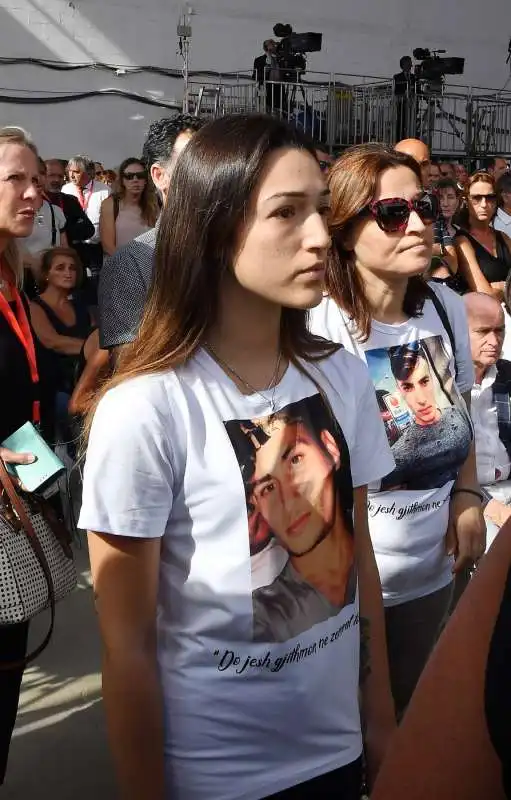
[185,72,511,158]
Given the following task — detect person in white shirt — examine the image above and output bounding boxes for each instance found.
[20,158,67,297]
[62,155,110,301]
[494,172,511,238]
[464,292,511,547]
[79,114,396,800]
[310,142,486,718]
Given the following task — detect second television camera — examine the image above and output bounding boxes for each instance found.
[413,48,465,91]
[273,23,323,80]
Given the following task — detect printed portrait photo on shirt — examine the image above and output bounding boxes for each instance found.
[224,394,357,644]
[367,335,472,492]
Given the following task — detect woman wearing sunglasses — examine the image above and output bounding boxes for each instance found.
[456,171,511,299]
[99,157,158,256]
[310,143,485,719]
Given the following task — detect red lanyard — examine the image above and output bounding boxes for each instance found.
[77,182,93,212]
[0,283,40,424]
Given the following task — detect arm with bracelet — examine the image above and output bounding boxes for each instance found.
[446,393,487,571]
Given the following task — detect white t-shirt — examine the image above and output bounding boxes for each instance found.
[21,200,66,254]
[62,180,110,243]
[310,283,474,607]
[79,348,394,800]
[472,365,511,486]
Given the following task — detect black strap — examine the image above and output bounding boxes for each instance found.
[424,283,458,379]
[48,201,57,247]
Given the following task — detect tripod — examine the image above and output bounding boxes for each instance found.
[415,87,466,150]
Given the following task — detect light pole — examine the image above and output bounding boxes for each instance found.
[177,6,195,112]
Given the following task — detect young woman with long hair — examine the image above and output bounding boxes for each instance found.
[0,125,40,784]
[310,143,486,719]
[99,157,157,256]
[79,115,396,800]
[456,171,511,299]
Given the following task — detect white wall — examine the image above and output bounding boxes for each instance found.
[0,0,509,164]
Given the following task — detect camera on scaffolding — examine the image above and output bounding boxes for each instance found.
[273,23,323,81]
[413,48,465,93]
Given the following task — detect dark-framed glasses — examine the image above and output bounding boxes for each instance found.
[362,193,439,233]
[470,193,497,204]
[123,170,147,181]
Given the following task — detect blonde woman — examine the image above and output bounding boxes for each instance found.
[0,125,40,784]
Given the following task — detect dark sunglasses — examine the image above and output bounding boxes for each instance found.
[123,171,147,181]
[470,193,497,204]
[362,193,439,233]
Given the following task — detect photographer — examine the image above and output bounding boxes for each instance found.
[252,40,284,114]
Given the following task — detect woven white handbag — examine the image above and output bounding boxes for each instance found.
[0,457,77,669]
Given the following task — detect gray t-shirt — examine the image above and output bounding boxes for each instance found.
[390,405,472,491]
[98,226,156,349]
[252,560,358,644]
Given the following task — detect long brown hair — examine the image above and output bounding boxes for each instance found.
[326,142,429,341]
[115,157,158,226]
[85,114,337,438]
[0,126,38,287]
[457,170,497,229]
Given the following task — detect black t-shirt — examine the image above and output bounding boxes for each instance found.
[485,566,511,798]
[0,299,35,442]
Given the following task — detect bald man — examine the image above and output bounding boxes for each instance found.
[465,292,511,545]
[395,138,431,188]
[395,138,458,277]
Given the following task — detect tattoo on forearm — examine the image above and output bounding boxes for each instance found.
[360,616,371,685]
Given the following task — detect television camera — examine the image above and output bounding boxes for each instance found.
[413,48,465,92]
[273,23,323,80]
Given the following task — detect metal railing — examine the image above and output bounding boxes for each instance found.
[185,73,511,157]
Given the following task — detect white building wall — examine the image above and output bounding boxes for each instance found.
[0,0,509,164]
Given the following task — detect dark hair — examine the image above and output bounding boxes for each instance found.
[114,157,158,226]
[400,56,412,69]
[389,342,426,382]
[436,177,460,197]
[39,246,83,287]
[85,114,336,439]
[497,172,511,203]
[142,115,204,170]
[224,394,352,554]
[326,142,428,341]
[485,156,507,170]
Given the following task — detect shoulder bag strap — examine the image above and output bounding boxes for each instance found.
[0,458,56,671]
[424,283,458,379]
[49,201,57,246]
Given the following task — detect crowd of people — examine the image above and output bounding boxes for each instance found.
[0,111,510,800]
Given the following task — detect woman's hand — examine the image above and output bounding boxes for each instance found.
[446,491,486,573]
[0,447,35,466]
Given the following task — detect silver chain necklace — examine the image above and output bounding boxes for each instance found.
[206,344,283,413]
